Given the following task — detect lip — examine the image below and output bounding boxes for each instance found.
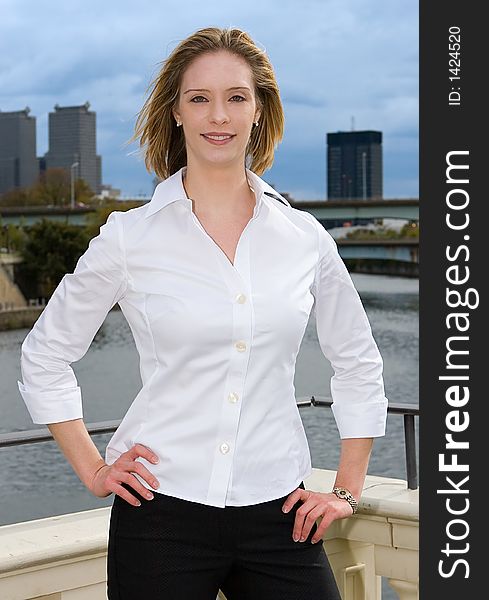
[201,133,236,145]
[202,132,235,136]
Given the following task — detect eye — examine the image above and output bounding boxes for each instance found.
[189,95,246,103]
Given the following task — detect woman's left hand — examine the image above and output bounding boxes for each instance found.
[281,488,355,544]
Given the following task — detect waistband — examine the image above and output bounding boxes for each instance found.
[117,480,305,510]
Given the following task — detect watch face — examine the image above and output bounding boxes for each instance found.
[338,489,347,498]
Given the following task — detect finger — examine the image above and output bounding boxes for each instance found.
[112,481,144,507]
[297,505,325,542]
[281,487,304,514]
[131,443,160,465]
[131,460,160,490]
[120,473,155,504]
[311,515,335,544]
[293,500,320,542]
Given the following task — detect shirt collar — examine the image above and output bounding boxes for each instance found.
[143,165,289,219]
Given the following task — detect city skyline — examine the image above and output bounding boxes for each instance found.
[0,0,418,200]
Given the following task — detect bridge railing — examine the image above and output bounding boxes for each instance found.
[0,398,419,490]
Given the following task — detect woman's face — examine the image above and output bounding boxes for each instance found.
[173,50,261,169]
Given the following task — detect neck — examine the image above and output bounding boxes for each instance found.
[182,162,255,217]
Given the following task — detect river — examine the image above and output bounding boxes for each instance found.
[0,272,418,598]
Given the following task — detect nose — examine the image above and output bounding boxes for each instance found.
[208,99,231,125]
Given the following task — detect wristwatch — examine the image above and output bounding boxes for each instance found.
[332,486,358,514]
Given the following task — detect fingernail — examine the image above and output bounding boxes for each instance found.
[282,507,288,513]
[136,501,141,507]
[146,492,153,500]
[300,536,305,542]
[152,457,159,463]
[293,535,299,542]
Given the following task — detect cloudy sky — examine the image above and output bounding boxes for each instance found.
[0,0,418,200]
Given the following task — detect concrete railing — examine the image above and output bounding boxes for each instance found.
[0,468,418,600]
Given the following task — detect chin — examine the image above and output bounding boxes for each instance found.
[200,153,241,167]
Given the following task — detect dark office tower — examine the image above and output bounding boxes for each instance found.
[327,130,382,200]
[45,102,102,194]
[0,107,39,194]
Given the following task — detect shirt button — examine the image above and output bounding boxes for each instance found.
[228,392,239,403]
[220,442,230,454]
[235,341,247,352]
[236,293,246,304]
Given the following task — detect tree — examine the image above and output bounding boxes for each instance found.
[400,221,419,238]
[19,219,90,297]
[0,186,38,207]
[0,168,96,207]
[0,223,28,252]
[33,168,94,206]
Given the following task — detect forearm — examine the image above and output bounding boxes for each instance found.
[333,437,374,500]
[47,418,107,489]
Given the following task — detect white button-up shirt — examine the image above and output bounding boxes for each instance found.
[17,166,388,508]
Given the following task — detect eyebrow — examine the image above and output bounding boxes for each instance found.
[183,86,251,95]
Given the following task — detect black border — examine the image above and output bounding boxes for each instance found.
[420,3,483,596]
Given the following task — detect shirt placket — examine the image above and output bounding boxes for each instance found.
[203,216,255,507]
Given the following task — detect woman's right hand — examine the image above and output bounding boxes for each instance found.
[90,444,161,506]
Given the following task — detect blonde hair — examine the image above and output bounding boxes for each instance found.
[127,27,284,179]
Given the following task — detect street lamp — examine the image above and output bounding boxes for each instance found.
[70,161,79,209]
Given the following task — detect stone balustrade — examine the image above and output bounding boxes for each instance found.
[0,468,418,599]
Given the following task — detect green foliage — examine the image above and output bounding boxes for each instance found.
[84,207,115,240]
[83,202,140,239]
[0,223,28,252]
[0,185,37,207]
[1,173,147,299]
[3,200,144,298]
[345,221,419,240]
[33,168,94,206]
[19,219,90,297]
[0,168,94,207]
[400,222,419,238]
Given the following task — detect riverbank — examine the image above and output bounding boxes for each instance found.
[0,307,44,331]
[345,258,419,277]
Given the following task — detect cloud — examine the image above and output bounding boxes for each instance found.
[0,0,418,197]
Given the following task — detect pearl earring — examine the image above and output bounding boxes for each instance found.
[176,121,181,127]
[254,121,259,127]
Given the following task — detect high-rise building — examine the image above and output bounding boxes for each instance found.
[44,101,102,194]
[0,107,39,194]
[327,130,382,200]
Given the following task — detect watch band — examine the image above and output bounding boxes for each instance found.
[332,486,358,514]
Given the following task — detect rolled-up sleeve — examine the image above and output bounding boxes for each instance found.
[310,216,388,438]
[17,210,127,424]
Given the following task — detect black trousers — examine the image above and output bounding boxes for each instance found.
[107,480,341,599]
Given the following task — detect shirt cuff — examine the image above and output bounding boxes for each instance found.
[17,380,83,425]
[331,396,389,439]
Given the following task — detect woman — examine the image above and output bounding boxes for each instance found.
[17,27,388,599]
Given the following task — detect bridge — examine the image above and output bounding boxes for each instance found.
[287,198,419,275]
[293,198,419,223]
[0,198,419,227]
[1,200,419,277]
[0,205,98,227]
